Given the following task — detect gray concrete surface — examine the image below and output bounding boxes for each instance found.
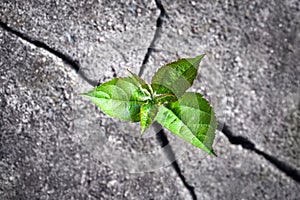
[1,0,299,200]
[142,0,300,170]
[0,28,188,200]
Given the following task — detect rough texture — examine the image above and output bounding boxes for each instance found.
[142,0,300,169]
[0,0,159,81]
[175,132,300,200]
[0,28,185,200]
[1,0,300,200]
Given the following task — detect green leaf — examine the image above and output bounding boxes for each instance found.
[154,93,177,105]
[81,76,150,122]
[127,69,153,96]
[140,102,158,134]
[155,92,217,155]
[151,54,205,98]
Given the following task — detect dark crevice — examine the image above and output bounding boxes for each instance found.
[155,125,197,200]
[138,0,168,77]
[139,1,197,199]
[221,124,300,183]
[0,21,97,87]
[0,21,79,72]
[221,124,256,151]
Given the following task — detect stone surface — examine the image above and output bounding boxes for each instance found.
[142,0,300,170]
[0,28,186,200]
[0,0,182,172]
[175,132,300,200]
[1,0,300,200]
[0,0,159,81]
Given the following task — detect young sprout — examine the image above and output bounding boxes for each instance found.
[82,54,216,155]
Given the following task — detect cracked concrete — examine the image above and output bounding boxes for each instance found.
[0,27,187,200]
[142,0,300,170]
[175,133,300,200]
[0,0,159,81]
[1,0,300,199]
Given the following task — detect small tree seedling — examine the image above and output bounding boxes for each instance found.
[81,54,217,155]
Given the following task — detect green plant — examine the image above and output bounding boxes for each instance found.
[81,55,217,155]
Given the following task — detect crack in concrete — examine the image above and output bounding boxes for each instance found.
[1,7,198,200]
[140,0,300,195]
[155,125,198,200]
[139,1,198,199]
[221,124,300,183]
[0,21,97,87]
[138,0,167,77]
[2,2,298,199]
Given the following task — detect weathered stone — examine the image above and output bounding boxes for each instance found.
[175,133,300,200]
[1,0,299,199]
[0,0,159,81]
[0,27,185,200]
[142,0,300,170]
